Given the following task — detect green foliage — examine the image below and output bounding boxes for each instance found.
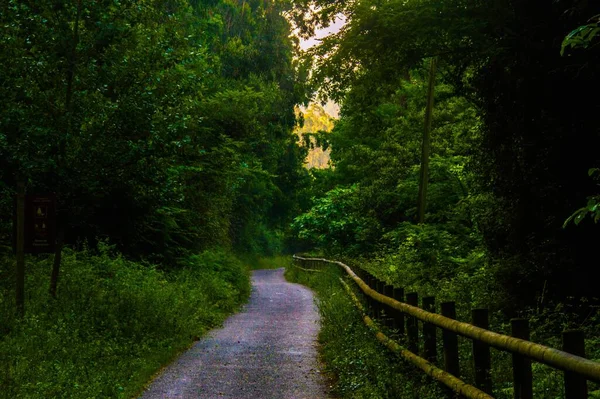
[285,263,446,399]
[289,0,600,395]
[292,59,480,256]
[298,0,495,101]
[296,0,600,310]
[564,197,600,227]
[292,54,488,315]
[292,185,382,254]
[564,168,600,227]
[0,0,310,262]
[466,1,600,303]
[0,0,310,397]
[0,247,250,399]
[561,16,600,56]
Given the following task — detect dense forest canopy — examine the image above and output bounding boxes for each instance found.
[0,0,312,264]
[1,1,314,396]
[292,0,600,312]
[1,0,597,312]
[0,0,598,322]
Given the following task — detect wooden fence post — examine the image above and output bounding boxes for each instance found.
[366,275,375,317]
[384,285,394,328]
[511,318,533,399]
[356,268,363,281]
[393,287,405,336]
[376,281,385,320]
[369,276,376,317]
[441,301,460,377]
[563,329,587,399]
[472,308,492,394]
[406,292,419,353]
[373,279,380,319]
[423,296,437,363]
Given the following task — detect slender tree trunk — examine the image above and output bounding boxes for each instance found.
[50,0,82,298]
[16,181,25,316]
[417,57,437,224]
[49,227,64,298]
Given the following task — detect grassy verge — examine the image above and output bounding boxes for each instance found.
[285,260,446,399]
[0,246,251,399]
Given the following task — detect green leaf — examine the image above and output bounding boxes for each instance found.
[561,23,600,56]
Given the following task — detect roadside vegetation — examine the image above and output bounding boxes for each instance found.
[1,0,309,397]
[289,1,600,397]
[0,246,250,399]
[287,259,600,398]
[286,261,447,399]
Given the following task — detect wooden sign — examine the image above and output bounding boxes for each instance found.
[24,194,56,253]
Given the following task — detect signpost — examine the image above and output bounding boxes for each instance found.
[14,187,56,316]
[14,193,57,254]
[25,194,56,253]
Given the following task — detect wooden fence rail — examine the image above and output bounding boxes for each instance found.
[292,255,599,399]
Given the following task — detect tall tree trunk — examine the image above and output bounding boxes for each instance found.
[417,57,437,224]
[50,0,82,298]
[16,180,25,316]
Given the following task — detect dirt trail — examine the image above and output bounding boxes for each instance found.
[139,268,328,399]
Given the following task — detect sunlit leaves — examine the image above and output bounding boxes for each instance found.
[561,16,600,56]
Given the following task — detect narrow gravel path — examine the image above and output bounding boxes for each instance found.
[139,268,328,399]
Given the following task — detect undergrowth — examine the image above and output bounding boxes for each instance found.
[0,245,251,399]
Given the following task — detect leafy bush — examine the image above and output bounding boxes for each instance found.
[292,185,382,254]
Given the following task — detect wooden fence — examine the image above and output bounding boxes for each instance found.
[292,255,600,399]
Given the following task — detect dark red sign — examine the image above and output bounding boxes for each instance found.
[24,194,56,253]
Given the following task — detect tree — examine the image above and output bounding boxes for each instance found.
[0,0,311,295]
[295,103,335,169]
[294,0,600,308]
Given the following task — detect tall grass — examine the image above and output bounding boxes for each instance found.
[0,246,250,399]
